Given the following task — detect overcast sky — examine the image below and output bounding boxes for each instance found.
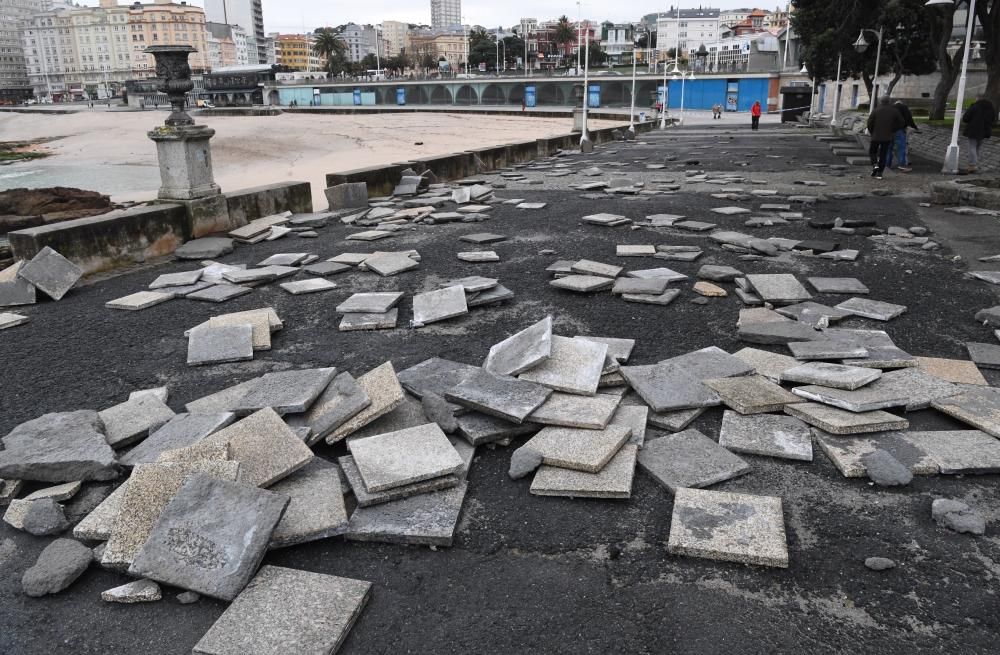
[77,1,789,33]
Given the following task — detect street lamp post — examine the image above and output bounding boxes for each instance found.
[581,27,592,150]
[629,42,638,134]
[659,45,669,129]
[927,0,977,174]
[853,26,884,115]
[577,1,582,74]
[831,52,843,124]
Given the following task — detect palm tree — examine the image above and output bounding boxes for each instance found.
[313,28,347,75]
[554,15,575,57]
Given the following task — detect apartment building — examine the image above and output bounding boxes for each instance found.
[127,0,210,78]
[273,33,319,71]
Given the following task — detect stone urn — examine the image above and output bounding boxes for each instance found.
[145,45,196,127]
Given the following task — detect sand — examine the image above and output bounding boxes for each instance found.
[0,110,621,208]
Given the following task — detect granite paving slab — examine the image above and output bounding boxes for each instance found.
[807,277,870,295]
[718,411,812,461]
[784,402,909,435]
[412,285,468,325]
[267,458,348,548]
[101,460,241,571]
[303,261,351,276]
[835,297,907,321]
[524,424,631,473]
[185,284,253,303]
[129,473,289,601]
[660,346,755,381]
[791,381,912,413]
[527,392,621,429]
[279,278,337,295]
[902,430,1000,474]
[827,328,917,369]
[443,276,498,292]
[668,488,788,568]
[787,340,868,360]
[674,221,718,232]
[286,372,371,445]
[120,412,236,467]
[704,375,805,414]
[348,423,462,493]
[446,368,552,423]
[192,566,371,655]
[571,260,624,278]
[930,386,1000,437]
[336,291,404,314]
[647,407,705,432]
[184,378,260,414]
[813,430,940,478]
[326,362,406,443]
[862,368,961,411]
[106,291,174,311]
[458,251,500,263]
[460,232,507,244]
[23,480,81,502]
[187,324,254,366]
[0,312,29,329]
[345,481,468,546]
[339,309,398,331]
[616,245,657,257]
[619,363,720,412]
[72,482,126,540]
[611,404,648,446]
[966,342,1000,369]
[365,252,420,277]
[779,362,882,390]
[622,289,681,305]
[612,277,671,295]
[915,356,988,385]
[346,230,393,241]
[737,321,824,345]
[455,411,539,445]
[530,444,638,499]
[483,316,553,376]
[340,454,458,507]
[207,311,272,351]
[774,301,853,325]
[345,395,427,443]
[0,261,36,306]
[711,206,752,215]
[99,394,175,449]
[232,367,337,416]
[745,274,812,304]
[627,267,688,282]
[637,429,750,494]
[201,408,313,487]
[256,253,309,267]
[519,335,607,396]
[397,357,479,408]
[550,275,615,293]
[17,246,82,300]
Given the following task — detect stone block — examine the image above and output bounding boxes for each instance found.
[527,392,622,429]
[267,457,348,548]
[835,297,907,321]
[524,424,631,473]
[201,408,313,487]
[192,566,371,655]
[813,430,938,478]
[483,316,553,376]
[325,182,369,210]
[530,444,638,499]
[0,261,36,307]
[412,285,468,325]
[718,411,812,461]
[637,429,750,493]
[16,246,82,300]
[187,324,254,366]
[780,362,881,390]
[446,368,552,424]
[668,488,788,568]
[98,394,176,450]
[233,367,337,416]
[784,402,908,435]
[348,423,462,493]
[286,372,371,445]
[326,362,405,443]
[129,473,289,601]
[519,335,607,396]
[346,481,467,547]
[120,412,235,467]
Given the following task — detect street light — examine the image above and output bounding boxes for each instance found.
[581,26,592,150]
[853,26,884,115]
[927,0,977,174]
[629,39,639,135]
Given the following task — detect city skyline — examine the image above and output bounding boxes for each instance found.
[72,0,790,34]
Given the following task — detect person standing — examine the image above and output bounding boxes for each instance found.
[962,94,997,174]
[867,96,905,180]
[751,101,762,130]
[887,99,920,172]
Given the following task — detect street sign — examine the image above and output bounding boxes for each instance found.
[588,84,601,108]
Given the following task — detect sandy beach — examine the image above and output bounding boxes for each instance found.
[0,110,621,208]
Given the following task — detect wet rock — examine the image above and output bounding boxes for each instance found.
[861,450,913,486]
[864,557,896,571]
[22,539,92,597]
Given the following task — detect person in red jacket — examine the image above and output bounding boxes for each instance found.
[751,100,762,130]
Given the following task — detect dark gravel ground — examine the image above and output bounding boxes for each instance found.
[2,124,1000,654]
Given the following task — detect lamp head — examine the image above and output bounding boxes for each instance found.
[853,32,869,53]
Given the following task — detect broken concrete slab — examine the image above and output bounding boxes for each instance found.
[519,335,607,396]
[668,488,788,568]
[704,375,804,414]
[129,473,289,601]
[784,402,908,435]
[192,565,371,655]
[904,430,1000,474]
[233,367,337,416]
[412,285,468,325]
[72,481,126,540]
[530,444,638,499]
[780,362,882,390]
[0,261,37,307]
[120,412,236,467]
[637,429,750,494]
[336,291,404,314]
[201,408,313,487]
[101,579,162,603]
[327,362,406,444]
[813,430,938,478]
[348,423,463,493]
[745,274,812,304]
[835,297,907,321]
[286,372,371,445]
[3,497,69,535]
[455,411,538,446]
[17,246,82,300]
[22,538,93,597]
[966,342,1000,370]
[915,356,988,385]
[790,382,909,413]
[187,324,254,366]
[527,392,621,429]
[0,312,29,329]
[483,316,553,376]
[775,301,853,326]
[346,480,467,547]
[718,411,812,461]
[524,424,630,473]
[807,277,870,295]
[446,368,552,424]
[267,457,348,548]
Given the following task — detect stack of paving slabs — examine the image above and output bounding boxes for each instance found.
[0,246,82,308]
[185,307,282,366]
[547,255,687,305]
[336,291,404,331]
[227,211,292,244]
[411,276,513,327]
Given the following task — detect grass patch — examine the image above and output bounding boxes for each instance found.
[0,140,52,163]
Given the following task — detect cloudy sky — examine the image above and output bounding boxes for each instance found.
[78,1,788,32]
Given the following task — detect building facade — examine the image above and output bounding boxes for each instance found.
[0,0,47,93]
[430,0,461,30]
[127,0,210,78]
[339,23,378,64]
[380,20,409,56]
[206,21,248,69]
[656,7,721,58]
[273,33,318,71]
[600,22,633,65]
[701,32,780,73]
[409,29,465,71]
[203,0,264,63]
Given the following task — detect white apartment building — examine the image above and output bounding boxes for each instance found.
[430,0,461,30]
[702,32,779,73]
[339,23,377,63]
[203,0,265,63]
[0,0,48,92]
[655,7,721,58]
[381,20,409,56]
[600,22,633,65]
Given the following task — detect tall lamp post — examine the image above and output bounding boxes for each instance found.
[927,0,978,174]
[581,26,592,150]
[831,52,843,124]
[629,40,639,134]
[576,1,583,74]
[853,26,884,115]
[659,45,670,129]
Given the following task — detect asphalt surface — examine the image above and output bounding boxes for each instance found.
[2,123,1000,654]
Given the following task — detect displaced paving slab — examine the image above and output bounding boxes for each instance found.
[206,310,273,351]
[668,488,788,568]
[185,283,253,304]
[903,430,1000,474]
[612,277,671,295]
[17,246,82,300]
[413,285,468,325]
[745,274,813,304]
[530,444,638,499]
[339,309,398,331]
[661,346,756,381]
[718,411,812,461]
[279,278,337,295]
[129,473,289,601]
[455,411,539,446]
[348,423,463,493]
[187,324,254,366]
[704,375,803,414]
[527,392,622,429]
[340,454,458,507]
[346,481,468,547]
[732,347,798,383]
[446,368,552,424]
[0,261,37,306]
[327,362,405,444]
[966,342,1000,370]
[267,457,348,548]
[233,367,337,416]
[149,270,203,289]
[192,565,371,655]
[784,402,909,435]
[807,277,870,295]
[611,404,648,446]
[637,429,750,493]
[813,430,939,478]
[120,412,236,467]
[835,297,907,321]
[915,356,989,386]
[286,372,371,445]
[483,316,553,376]
[619,363,719,412]
[779,362,882,390]
[72,482,126,540]
[790,382,910,413]
[0,312,29,329]
[98,394,176,449]
[519,335,607,395]
[105,291,174,311]
[931,386,1000,438]
[201,408,313,487]
[0,410,118,483]
[336,292,404,314]
[550,275,615,293]
[523,424,631,473]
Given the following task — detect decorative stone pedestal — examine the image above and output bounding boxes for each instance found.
[148,125,221,201]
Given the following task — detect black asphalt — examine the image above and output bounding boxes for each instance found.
[2,124,1000,654]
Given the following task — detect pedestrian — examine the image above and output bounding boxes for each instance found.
[521,95,526,111]
[887,99,920,172]
[751,100,762,130]
[962,93,997,174]
[713,103,722,120]
[867,96,905,180]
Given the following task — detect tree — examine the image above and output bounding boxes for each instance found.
[467,28,495,69]
[928,1,964,119]
[587,43,608,67]
[502,35,524,69]
[555,15,576,56]
[313,28,347,75]
[975,0,1000,110]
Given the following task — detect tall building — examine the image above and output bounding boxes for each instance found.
[380,20,409,56]
[339,23,378,64]
[273,33,319,71]
[206,21,249,69]
[203,0,265,64]
[0,0,47,95]
[127,0,210,78]
[655,7,721,59]
[430,0,461,30]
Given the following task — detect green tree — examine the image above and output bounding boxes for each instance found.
[555,15,576,56]
[927,1,964,119]
[974,1,1000,110]
[467,28,496,69]
[313,28,347,75]
[502,35,524,69]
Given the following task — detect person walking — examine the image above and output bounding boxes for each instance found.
[751,101,762,130]
[887,99,920,172]
[867,96,905,180]
[962,94,997,174]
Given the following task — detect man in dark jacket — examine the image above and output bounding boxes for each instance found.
[867,96,905,179]
[887,100,920,171]
[963,94,997,173]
